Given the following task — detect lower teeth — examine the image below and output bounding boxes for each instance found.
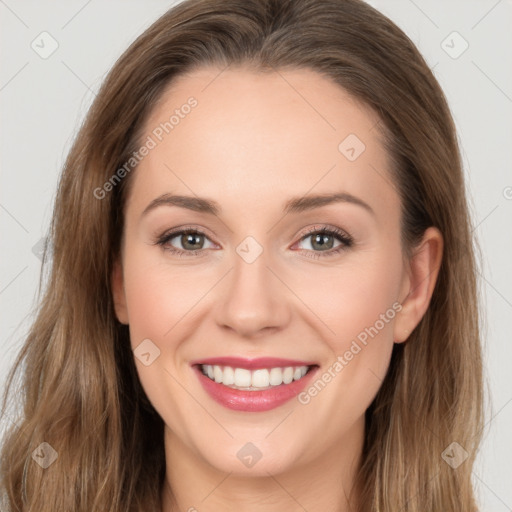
[223,384,276,391]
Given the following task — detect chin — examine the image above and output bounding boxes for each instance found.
[194,435,303,477]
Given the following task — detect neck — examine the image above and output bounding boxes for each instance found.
[161,416,364,512]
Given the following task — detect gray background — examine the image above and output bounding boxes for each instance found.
[1,0,511,509]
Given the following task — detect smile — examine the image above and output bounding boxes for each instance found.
[191,357,319,412]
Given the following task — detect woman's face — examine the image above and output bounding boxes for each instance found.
[112,66,436,477]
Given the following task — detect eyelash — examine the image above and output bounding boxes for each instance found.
[154,224,354,259]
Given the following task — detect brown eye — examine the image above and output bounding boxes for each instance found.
[178,232,205,250]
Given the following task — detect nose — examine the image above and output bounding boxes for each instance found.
[215,245,291,338]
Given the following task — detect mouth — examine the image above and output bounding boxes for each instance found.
[191,357,319,412]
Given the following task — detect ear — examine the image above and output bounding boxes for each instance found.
[393,226,443,343]
[111,257,129,325]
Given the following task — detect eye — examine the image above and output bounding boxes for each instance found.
[294,225,353,258]
[155,227,215,257]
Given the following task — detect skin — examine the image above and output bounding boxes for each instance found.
[111,66,443,512]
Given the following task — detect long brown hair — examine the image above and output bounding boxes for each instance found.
[0,0,484,510]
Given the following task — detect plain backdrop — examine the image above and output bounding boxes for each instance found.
[1,0,511,510]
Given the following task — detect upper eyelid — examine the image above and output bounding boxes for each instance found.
[300,224,352,238]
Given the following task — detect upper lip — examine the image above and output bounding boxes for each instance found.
[190,356,318,370]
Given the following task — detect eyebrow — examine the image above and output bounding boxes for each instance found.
[141,192,375,218]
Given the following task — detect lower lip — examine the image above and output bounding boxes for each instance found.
[193,365,318,412]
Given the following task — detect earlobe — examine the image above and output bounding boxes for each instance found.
[393,227,443,343]
[111,258,129,325]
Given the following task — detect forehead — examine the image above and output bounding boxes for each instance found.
[127,65,397,221]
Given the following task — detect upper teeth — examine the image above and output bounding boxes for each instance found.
[201,365,309,389]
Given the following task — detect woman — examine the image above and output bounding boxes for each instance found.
[0,0,484,510]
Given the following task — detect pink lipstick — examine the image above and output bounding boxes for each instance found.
[191,357,319,412]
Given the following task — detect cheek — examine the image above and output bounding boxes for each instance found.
[121,247,207,347]
[291,288,399,453]
[120,249,201,438]
[292,250,402,409]
[291,250,401,348]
